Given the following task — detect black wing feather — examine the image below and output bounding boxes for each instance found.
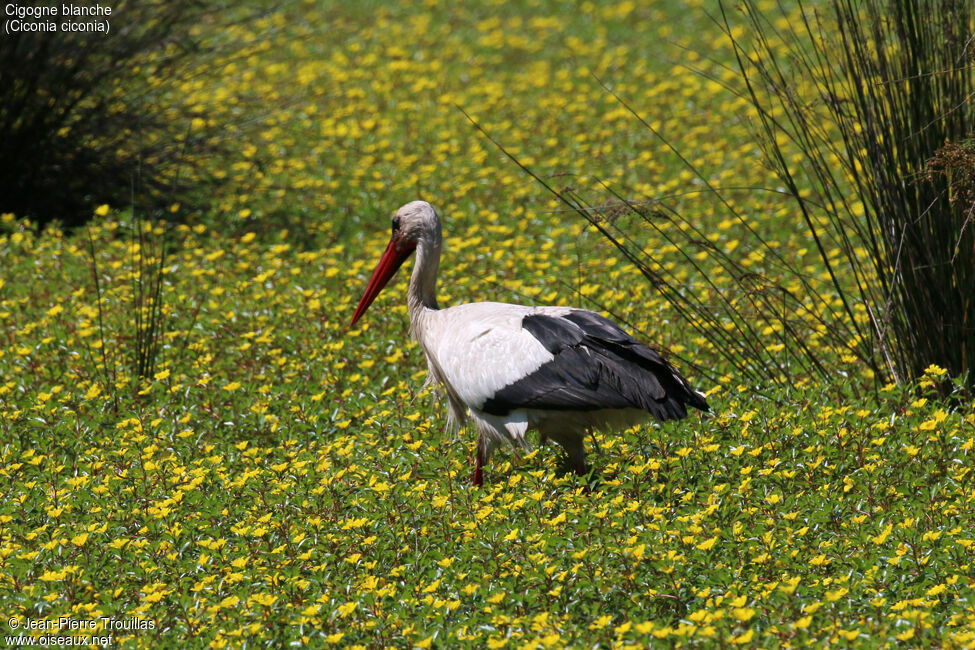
[482,310,709,420]
[521,313,585,353]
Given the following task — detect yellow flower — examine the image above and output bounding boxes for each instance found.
[731,629,754,645]
[825,587,848,602]
[40,569,67,581]
[871,524,893,545]
[144,590,166,603]
[336,602,357,617]
[589,614,613,629]
[635,621,654,634]
[249,593,277,607]
[732,607,755,622]
[896,628,915,641]
[923,364,947,376]
[927,584,947,597]
[839,629,859,641]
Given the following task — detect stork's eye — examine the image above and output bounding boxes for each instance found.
[392,217,401,235]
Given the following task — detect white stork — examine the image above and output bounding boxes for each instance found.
[350,201,708,486]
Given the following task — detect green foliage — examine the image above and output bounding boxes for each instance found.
[1,1,974,647]
[2,206,974,649]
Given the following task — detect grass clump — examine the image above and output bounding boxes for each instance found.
[723,0,975,389]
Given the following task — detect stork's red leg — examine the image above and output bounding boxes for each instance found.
[472,445,485,487]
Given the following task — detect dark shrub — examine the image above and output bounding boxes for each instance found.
[0,1,237,228]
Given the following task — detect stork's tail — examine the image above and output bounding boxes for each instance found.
[688,388,710,413]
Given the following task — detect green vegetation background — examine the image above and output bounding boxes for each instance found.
[0,0,973,647]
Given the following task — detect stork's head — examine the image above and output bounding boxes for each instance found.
[350,201,440,325]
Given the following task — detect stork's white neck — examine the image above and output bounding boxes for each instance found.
[408,234,440,340]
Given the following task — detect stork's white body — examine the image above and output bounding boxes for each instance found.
[415,301,649,467]
[351,201,707,484]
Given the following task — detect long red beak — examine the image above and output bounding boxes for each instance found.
[350,238,416,326]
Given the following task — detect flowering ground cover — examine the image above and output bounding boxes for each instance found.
[1,0,973,647]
